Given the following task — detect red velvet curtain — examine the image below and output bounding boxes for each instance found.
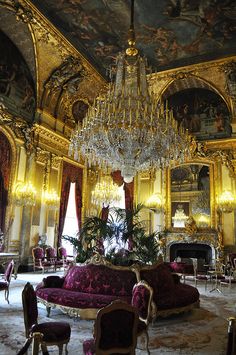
[0,132,11,235]
[58,161,83,247]
[111,170,134,211]
[111,170,134,250]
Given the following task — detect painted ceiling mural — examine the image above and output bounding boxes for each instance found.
[168,88,232,140]
[30,0,236,76]
[0,30,36,122]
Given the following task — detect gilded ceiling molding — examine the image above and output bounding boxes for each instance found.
[33,124,70,157]
[190,140,236,179]
[35,147,61,169]
[0,100,35,152]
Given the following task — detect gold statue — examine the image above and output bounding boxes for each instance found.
[185,215,197,235]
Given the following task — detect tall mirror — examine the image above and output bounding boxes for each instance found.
[171,164,210,229]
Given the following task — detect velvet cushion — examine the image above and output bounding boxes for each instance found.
[59,247,67,257]
[31,321,71,342]
[62,264,136,296]
[5,261,14,282]
[131,284,150,320]
[99,309,136,350]
[24,286,38,328]
[154,283,199,310]
[42,276,65,288]
[83,338,95,355]
[140,263,175,297]
[33,247,44,259]
[36,287,131,309]
[0,281,8,290]
[46,247,57,258]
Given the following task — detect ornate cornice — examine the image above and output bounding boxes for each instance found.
[33,124,69,156]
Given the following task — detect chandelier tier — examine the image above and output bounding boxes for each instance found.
[69,0,192,183]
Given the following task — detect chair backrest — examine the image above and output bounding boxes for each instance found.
[94,300,138,355]
[22,282,38,338]
[58,246,67,258]
[46,246,57,259]
[228,254,236,269]
[4,259,14,283]
[32,247,44,260]
[131,280,153,325]
[227,317,236,355]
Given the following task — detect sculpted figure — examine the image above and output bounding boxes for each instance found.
[185,215,197,235]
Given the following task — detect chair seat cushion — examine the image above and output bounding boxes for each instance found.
[154,283,199,310]
[83,338,95,355]
[30,321,71,343]
[0,281,8,290]
[36,287,131,309]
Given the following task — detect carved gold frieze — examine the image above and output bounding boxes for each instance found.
[34,124,69,156]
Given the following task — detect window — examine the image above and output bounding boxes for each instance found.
[62,182,78,255]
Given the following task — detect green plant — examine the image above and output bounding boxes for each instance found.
[63,204,160,265]
[62,235,93,263]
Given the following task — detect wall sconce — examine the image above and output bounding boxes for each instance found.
[217,190,236,213]
[146,193,164,213]
[13,181,37,207]
[42,189,60,210]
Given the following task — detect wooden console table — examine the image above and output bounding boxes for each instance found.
[0,253,20,279]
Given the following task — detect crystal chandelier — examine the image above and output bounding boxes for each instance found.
[13,181,37,207]
[91,176,121,207]
[69,0,192,183]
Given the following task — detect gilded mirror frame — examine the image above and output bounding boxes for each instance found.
[165,158,217,231]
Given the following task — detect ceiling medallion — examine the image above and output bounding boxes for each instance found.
[69,0,192,183]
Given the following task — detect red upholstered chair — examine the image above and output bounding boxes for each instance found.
[0,259,14,304]
[58,247,73,269]
[226,316,236,355]
[17,282,71,355]
[32,247,54,273]
[131,280,153,355]
[45,246,64,272]
[83,300,138,355]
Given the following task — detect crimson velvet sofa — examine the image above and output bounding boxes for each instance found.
[36,259,200,320]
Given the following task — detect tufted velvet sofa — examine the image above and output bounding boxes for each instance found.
[36,259,200,320]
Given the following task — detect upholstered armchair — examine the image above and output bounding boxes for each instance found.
[17,282,71,355]
[32,247,54,273]
[83,300,138,355]
[58,247,73,269]
[45,246,64,272]
[131,280,154,355]
[0,259,14,304]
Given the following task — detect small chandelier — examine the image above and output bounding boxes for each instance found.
[69,0,192,183]
[146,193,164,213]
[218,190,236,213]
[13,181,37,207]
[91,177,121,207]
[42,189,60,210]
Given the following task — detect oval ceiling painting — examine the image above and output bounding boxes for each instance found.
[0,30,36,122]
[168,88,232,140]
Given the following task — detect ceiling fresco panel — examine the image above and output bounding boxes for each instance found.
[30,0,236,76]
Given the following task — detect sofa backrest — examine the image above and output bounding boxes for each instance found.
[62,264,137,296]
[139,262,175,297]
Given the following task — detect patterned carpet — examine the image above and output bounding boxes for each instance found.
[0,272,235,354]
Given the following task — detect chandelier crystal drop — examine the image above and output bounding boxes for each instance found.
[69,0,192,183]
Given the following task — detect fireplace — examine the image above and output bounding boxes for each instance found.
[163,231,218,271]
[170,243,212,270]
